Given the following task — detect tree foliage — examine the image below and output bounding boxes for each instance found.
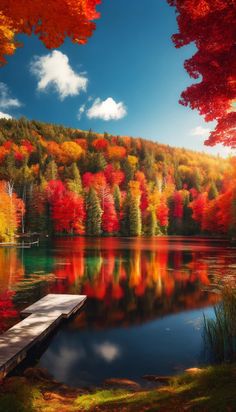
[0,118,234,239]
[168,0,236,148]
[0,0,101,64]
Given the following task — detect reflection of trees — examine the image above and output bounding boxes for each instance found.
[0,290,17,332]
[0,248,24,330]
[0,238,231,332]
[0,248,24,290]
[53,238,220,328]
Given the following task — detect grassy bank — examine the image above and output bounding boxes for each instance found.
[1,364,236,412]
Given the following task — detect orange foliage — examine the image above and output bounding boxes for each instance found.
[0,0,101,64]
[129,180,141,198]
[46,140,83,163]
[107,145,126,160]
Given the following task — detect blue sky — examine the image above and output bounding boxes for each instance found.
[0,0,233,156]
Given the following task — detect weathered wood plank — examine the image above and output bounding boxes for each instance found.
[21,294,87,318]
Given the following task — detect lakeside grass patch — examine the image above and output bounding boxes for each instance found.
[0,364,236,411]
[204,286,236,362]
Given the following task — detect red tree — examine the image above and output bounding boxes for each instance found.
[104,164,125,186]
[168,0,236,147]
[102,193,119,233]
[0,0,101,64]
[47,180,86,234]
[190,192,208,229]
[92,137,108,151]
[157,199,169,228]
[52,192,86,234]
[173,191,183,219]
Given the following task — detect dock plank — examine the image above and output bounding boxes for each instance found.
[0,294,87,378]
[21,293,87,317]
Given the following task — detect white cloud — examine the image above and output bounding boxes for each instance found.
[93,342,121,362]
[0,83,21,109]
[87,97,127,121]
[30,50,88,100]
[0,111,12,120]
[77,103,86,120]
[190,126,211,137]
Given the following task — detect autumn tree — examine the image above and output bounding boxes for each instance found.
[15,161,33,232]
[52,191,86,234]
[168,190,184,234]
[104,164,125,187]
[0,118,233,238]
[0,181,25,242]
[156,197,169,233]
[92,137,108,151]
[168,0,236,148]
[47,180,85,234]
[102,193,119,234]
[107,145,127,161]
[27,184,47,232]
[0,0,101,64]
[60,141,84,164]
[190,192,208,230]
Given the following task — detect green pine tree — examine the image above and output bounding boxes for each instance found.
[208,182,218,200]
[146,210,157,236]
[122,159,134,185]
[129,193,142,236]
[45,159,58,181]
[113,184,121,212]
[86,188,102,236]
[120,192,130,236]
[67,162,82,195]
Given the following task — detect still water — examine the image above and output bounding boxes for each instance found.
[0,236,235,386]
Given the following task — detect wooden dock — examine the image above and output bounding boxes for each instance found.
[0,294,87,379]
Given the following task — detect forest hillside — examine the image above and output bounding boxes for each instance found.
[0,117,235,241]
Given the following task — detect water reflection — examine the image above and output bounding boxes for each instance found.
[52,237,222,327]
[0,237,235,332]
[0,237,235,384]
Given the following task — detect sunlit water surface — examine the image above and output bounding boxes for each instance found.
[0,236,235,386]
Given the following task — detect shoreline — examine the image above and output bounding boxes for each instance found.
[1,364,236,411]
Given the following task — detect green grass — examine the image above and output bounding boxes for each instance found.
[0,377,43,412]
[73,364,236,411]
[1,364,236,411]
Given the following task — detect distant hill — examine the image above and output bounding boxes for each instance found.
[0,117,234,240]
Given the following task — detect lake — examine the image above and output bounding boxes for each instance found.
[0,236,235,387]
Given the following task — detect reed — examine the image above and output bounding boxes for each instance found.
[203,286,236,363]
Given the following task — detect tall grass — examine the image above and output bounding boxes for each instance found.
[203,287,236,363]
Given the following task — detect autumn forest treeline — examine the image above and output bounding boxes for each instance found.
[0,117,235,242]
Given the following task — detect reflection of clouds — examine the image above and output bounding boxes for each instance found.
[185,317,203,330]
[41,345,86,382]
[93,341,121,362]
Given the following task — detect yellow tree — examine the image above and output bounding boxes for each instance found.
[0,181,25,242]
